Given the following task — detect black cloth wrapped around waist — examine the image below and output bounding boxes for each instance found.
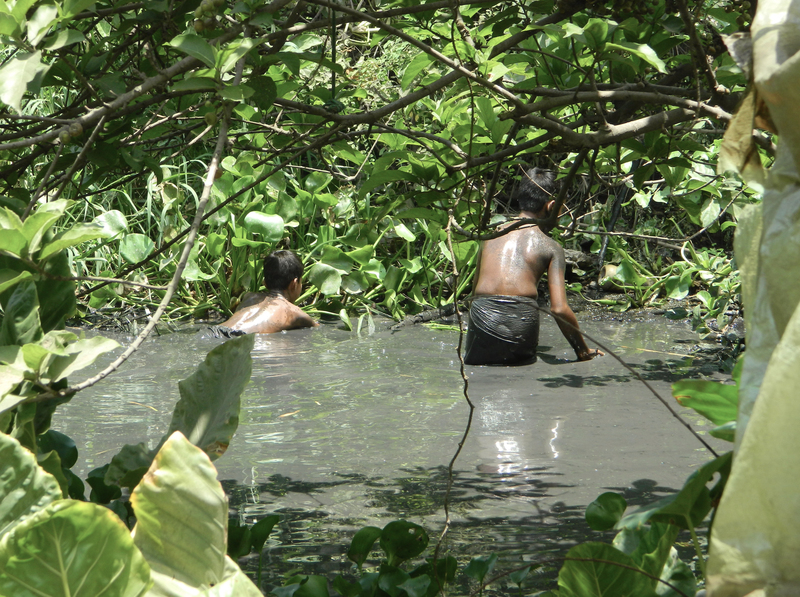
[464,295,540,365]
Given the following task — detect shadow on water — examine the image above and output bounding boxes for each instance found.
[56,313,726,594]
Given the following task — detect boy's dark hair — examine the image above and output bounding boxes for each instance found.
[263,250,303,291]
[514,168,558,213]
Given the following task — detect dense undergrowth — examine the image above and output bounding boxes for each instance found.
[0,0,776,595]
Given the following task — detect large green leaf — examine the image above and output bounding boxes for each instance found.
[130,432,262,596]
[0,50,49,112]
[39,223,111,260]
[379,520,428,567]
[309,263,342,295]
[0,500,152,597]
[612,522,680,587]
[0,432,61,539]
[558,542,658,597]
[0,280,42,346]
[585,492,627,531]
[618,452,732,530]
[167,33,216,68]
[243,211,285,242]
[167,333,254,459]
[106,335,254,488]
[347,526,382,569]
[120,233,156,264]
[36,251,76,333]
[44,335,121,383]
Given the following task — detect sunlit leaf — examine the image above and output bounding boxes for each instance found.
[243,211,285,242]
[309,263,342,295]
[167,33,216,68]
[167,333,254,460]
[44,335,120,383]
[39,223,110,260]
[672,379,738,426]
[131,432,262,596]
[0,500,152,597]
[0,432,61,539]
[605,41,666,72]
[120,233,155,264]
[0,51,49,112]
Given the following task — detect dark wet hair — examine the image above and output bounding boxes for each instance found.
[513,168,558,213]
[263,250,303,291]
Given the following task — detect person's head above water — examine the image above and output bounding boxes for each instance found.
[264,250,304,299]
[514,167,558,215]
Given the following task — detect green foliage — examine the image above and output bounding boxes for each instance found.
[0,0,760,327]
[106,332,255,488]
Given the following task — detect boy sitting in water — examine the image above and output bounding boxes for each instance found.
[219,250,318,335]
[465,167,603,365]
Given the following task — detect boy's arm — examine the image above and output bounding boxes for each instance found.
[546,246,602,361]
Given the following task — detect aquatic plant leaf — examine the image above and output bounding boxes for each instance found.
[120,233,155,264]
[559,542,658,597]
[0,500,152,597]
[309,263,342,295]
[464,553,498,584]
[227,518,252,559]
[332,576,361,597]
[250,514,280,553]
[347,525,382,568]
[279,574,330,597]
[586,492,627,530]
[244,211,285,242]
[380,520,429,567]
[168,333,254,460]
[618,451,732,530]
[131,432,262,596]
[86,464,122,504]
[0,432,61,539]
[379,565,412,597]
[612,522,680,585]
[509,565,532,586]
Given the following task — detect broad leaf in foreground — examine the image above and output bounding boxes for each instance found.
[0,432,61,539]
[131,431,262,596]
[0,500,151,597]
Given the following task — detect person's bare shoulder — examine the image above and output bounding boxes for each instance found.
[287,303,319,328]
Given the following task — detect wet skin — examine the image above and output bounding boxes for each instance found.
[473,205,602,361]
[221,279,318,334]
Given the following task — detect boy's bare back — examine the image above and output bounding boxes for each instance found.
[222,295,317,334]
[473,224,563,300]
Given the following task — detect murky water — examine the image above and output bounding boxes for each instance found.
[55,312,726,593]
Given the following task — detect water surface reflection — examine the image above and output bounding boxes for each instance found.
[56,313,723,592]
